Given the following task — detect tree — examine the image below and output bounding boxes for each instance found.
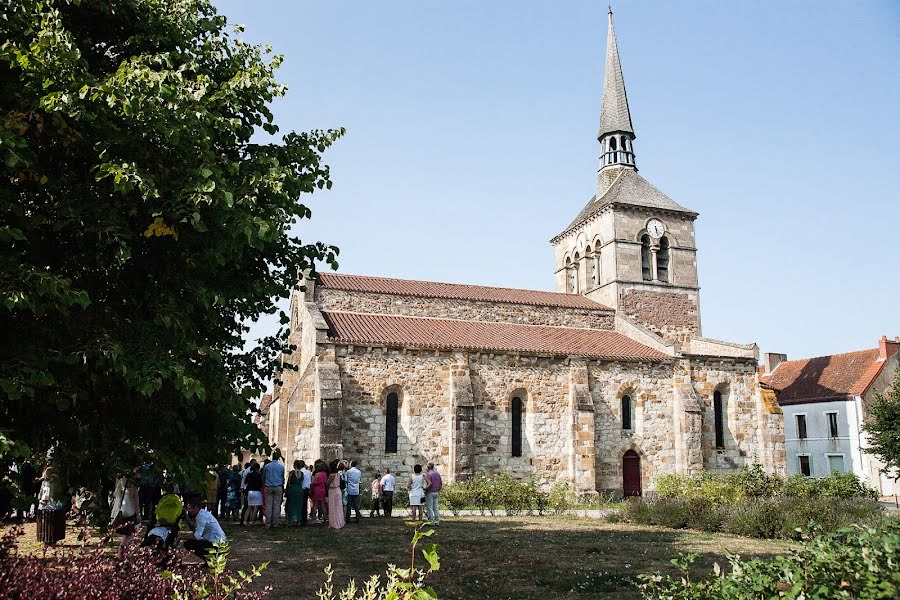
[863,366,900,485]
[0,0,341,498]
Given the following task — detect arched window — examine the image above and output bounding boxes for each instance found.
[657,236,670,282]
[385,392,399,453]
[511,396,523,457]
[713,390,725,449]
[585,246,595,286]
[621,395,632,430]
[640,235,652,281]
[565,257,575,293]
[572,253,580,293]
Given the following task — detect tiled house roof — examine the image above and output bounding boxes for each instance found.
[317,273,613,311]
[762,349,883,404]
[322,311,669,362]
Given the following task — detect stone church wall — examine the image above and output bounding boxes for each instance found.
[688,357,771,471]
[316,288,615,330]
[589,361,677,495]
[333,347,455,478]
[619,289,700,341]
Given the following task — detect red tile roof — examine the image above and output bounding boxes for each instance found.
[317,273,613,311]
[764,348,884,404]
[322,311,668,361]
[259,393,273,413]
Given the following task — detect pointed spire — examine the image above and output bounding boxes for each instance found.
[598,7,634,140]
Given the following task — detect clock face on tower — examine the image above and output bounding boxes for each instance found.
[646,219,665,239]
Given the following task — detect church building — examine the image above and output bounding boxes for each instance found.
[268,10,786,497]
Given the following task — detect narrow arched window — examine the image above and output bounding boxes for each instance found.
[511,396,523,457]
[573,252,580,293]
[713,390,725,449]
[385,392,399,453]
[565,257,574,293]
[640,235,652,281]
[657,236,670,282]
[621,395,632,430]
[585,246,595,286]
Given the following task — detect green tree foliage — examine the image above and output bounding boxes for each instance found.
[638,519,900,599]
[0,0,341,494]
[863,366,900,483]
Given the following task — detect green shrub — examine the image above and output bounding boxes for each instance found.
[721,499,785,538]
[439,482,470,516]
[623,497,654,526]
[638,518,900,599]
[655,474,689,499]
[548,482,574,515]
[682,497,725,532]
[493,472,535,515]
[468,474,496,515]
[818,471,880,500]
[649,498,689,529]
[781,473,818,498]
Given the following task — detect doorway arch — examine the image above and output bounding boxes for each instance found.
[622,450,641,497]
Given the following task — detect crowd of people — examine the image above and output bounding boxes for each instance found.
[3,454,444,559]
[214,457,443,530]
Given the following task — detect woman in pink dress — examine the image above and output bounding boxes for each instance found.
[311,461,328,524]
[326,460,345,530]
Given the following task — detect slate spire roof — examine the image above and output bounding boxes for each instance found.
[598,8,634,139]
[552,169,696,242]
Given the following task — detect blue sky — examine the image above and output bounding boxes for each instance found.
[217,0,900,365]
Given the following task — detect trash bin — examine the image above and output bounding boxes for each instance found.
[36,508,66,544]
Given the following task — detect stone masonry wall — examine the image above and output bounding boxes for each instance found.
[589,361,677,495]
[620,289,700,341]
[316,288,615,330]
[688,357,770,472]
[275,339,780,494]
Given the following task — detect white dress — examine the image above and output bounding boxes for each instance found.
[409,474,425,506]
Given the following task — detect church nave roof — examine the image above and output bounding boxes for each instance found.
[321,310,669,362]
[317,272,613,311]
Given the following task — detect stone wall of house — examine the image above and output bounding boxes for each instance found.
[619,289,700,341]
[315,288,615,330]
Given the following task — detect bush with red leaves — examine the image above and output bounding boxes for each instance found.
[0,528,269,599]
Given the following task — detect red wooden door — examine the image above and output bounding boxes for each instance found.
[622,450,641,497]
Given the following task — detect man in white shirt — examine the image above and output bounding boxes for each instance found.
[300,461,312,525]
[344,460,362,524]
[380,468,396,518]
[184,496,226,559]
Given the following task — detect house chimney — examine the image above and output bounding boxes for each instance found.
[879,335,900,360]
[763,352,787,375]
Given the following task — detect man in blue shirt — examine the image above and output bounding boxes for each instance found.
[261,455,285,528]
[344,460,362,524]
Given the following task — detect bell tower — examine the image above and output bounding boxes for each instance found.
[551,8,702,343]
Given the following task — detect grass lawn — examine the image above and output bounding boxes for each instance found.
[221,515,791,599]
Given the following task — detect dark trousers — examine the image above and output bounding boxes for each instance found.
[183,538,214,558]
[345,494,361,522]
[138,485,160,521]
[300,488,309,524]
[370,496,381,517]
[382,491,394,517]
